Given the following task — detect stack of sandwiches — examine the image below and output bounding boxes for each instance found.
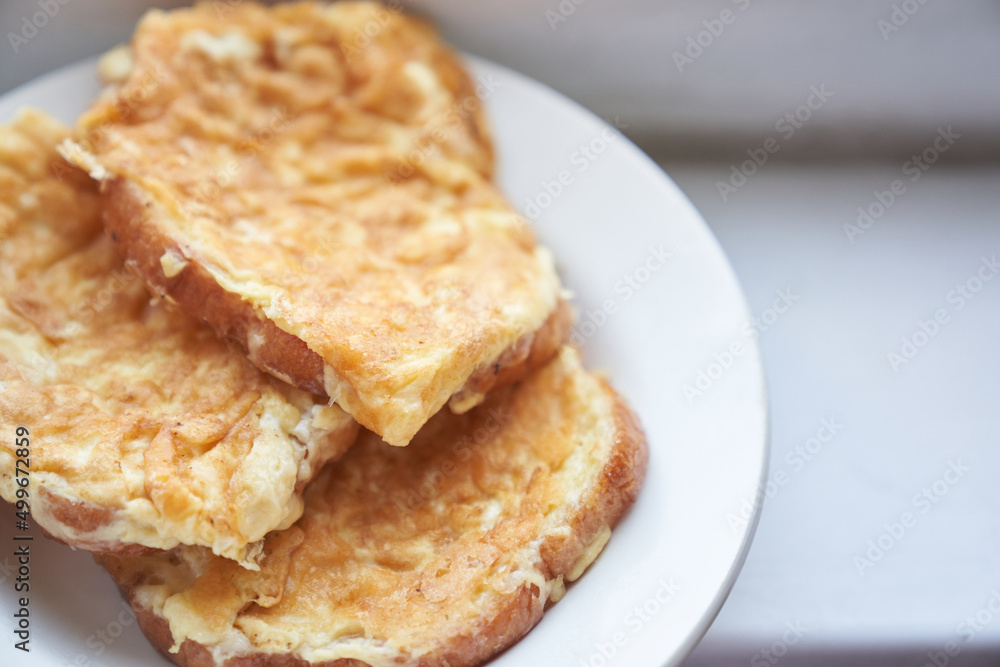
[0,2,647,665]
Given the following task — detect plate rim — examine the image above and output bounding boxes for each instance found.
[460,54,772,664]
[0,52,770,667]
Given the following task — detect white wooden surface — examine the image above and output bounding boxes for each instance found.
[1,1,998,662]
[667,161,1000,665]
[2,0,999,155]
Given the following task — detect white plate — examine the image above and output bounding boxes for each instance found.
[0,56,768,667]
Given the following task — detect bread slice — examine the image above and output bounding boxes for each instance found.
[66,0,571,446]
[99,346,647,667]
[0,109,358,567]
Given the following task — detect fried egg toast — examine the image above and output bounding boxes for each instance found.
[67,0,571,446]
[99,347,647,667]
[0,109,358,567]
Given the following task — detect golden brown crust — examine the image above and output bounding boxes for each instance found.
[75,1,568,446]
[111,599,365,667]
[38,480,116,534]
[0,109,359,565]
[102,178,328,395]
[539,380,649,580]
[34,489,160,557]
[100,348,648,667]
[448,299,574,413]
[102,178,572,404]
[118,581,541,667]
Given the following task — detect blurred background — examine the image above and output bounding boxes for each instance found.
[2,1,998,665]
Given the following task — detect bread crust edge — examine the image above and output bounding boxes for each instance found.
[106,380,648,667]
[101,179,572,440]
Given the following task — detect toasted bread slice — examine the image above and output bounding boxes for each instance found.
[99,347,647,667]
[67,1,571,446]
[0,110,358,567]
